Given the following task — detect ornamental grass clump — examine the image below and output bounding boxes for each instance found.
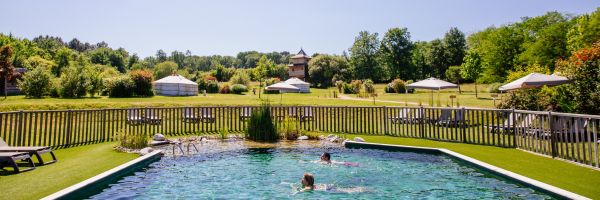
[246,102,278,142]
[117,130,148,149]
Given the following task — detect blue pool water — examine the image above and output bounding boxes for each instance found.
[89,142,553,199]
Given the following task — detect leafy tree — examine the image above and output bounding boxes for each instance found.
[24,55,55,71]
[129,70,154,96]
[443,27,467,67]
[127,53,139,69]
[567,8,600,51]
[445,66,463,93]
[425,39,448,78]
[460,52,483,97]
[153,61,178,79]
[379,27,414,80]
[253,55,275,98]
[411,41,429,79]
[517,12,571,70]
[170,50,186,68]
[229,70,251,86]
[53,47,75,76]
[349,31,387,82]
[58,66,88,98]
[308,54,350,88]
[18,66,52,98]
[555,42,600,114]
[156,49,167,62]
[0,45,16,99]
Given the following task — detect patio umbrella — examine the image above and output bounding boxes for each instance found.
[265,82,300,104]
[499,73,570,91]
[407,78,458,106]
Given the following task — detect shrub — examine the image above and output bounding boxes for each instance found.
[197,78,207,92]
[384,83,395,93]
[117,131,148,149]
[229,71,251,86]
[363,79,375,94]
[334,80,344,93]
[18,67,52,98]
[129,70,154,97]
[206,80,219,93]
[230,84,248,94]
[247,103,278,142]
[219,83,230,94]
[350,80,362,94]
[389,79,407,93]
[278,117,300,140]
[48,78,60,97]
[59,67,87,98]
[342,83,355,94]
[487,82,503,93]
[105,76,135,97]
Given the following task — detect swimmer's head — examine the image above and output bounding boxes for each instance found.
[301,173,315,188]
[321,152,331,162]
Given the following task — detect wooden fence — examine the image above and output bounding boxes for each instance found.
[0,106,598,168]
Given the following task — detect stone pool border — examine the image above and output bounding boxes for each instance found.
[344,141,590,200]
[41,150,163,200]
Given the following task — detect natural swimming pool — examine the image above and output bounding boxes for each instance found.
[88,142,554,199]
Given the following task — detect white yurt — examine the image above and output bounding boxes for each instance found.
[284,77,310,93]
[153,75,198,96]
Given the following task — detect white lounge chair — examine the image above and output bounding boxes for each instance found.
[126,109,144,125]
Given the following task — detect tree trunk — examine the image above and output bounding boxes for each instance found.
[457,80,462,94]
[475,82,478,98]
[3,78,6,99]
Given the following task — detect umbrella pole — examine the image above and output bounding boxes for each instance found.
[280,92,283,105]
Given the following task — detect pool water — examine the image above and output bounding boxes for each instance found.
[89,143,554,199]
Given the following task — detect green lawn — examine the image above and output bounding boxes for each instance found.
[0,83,499,111]
[0,142,138,200]
[343,134,600,199]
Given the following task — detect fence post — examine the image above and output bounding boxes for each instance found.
[512,108,517,148]
[548,111,557,158]
[66,110,72,146]
[102,109,106,142]
[17,110,23,146]
[419,106,425,138]
[461,107,466,143]
[383,106,388,135]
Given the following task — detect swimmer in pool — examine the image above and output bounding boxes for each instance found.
[317,152,359,167]
[300,173,315,191]
[298,173,368,193]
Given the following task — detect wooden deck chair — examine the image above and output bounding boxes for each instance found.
[0,138,57,165]
[183,107,200,123]
[143,109,162,125]
[126,109,143,125]
[200,108,216,123]
[240,107,252,121]
[300,107,314,122]
[485,112,519,133]
[435,109,454,126]
[0,152,35,173]
[552,117,591,142]
[390,108,410,124]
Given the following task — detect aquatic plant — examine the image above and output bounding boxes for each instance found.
[117,130,148,149]
[246,102,278,142]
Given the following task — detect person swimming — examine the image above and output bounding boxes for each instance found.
[298,173,368,193]
[300,173,315,191]
[317,152,359,167]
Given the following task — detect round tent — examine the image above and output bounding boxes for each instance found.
[284,78,310,93]
[154,75,198,96]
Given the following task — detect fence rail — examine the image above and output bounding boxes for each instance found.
[0,106,598,168]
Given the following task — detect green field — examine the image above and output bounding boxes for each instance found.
[0,142,138,200]
[0,83,498,111]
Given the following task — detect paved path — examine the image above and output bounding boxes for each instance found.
[338,95,426,106]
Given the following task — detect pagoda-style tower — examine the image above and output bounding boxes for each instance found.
[288,49,311,81]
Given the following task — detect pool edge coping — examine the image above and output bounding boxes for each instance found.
[344,141,590,200]
[41,150,163,200]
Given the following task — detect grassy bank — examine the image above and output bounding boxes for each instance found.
[343,134,600,199]
[0,142,138,200]
[0,84,498,111]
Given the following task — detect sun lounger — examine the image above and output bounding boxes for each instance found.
[0,152,35,173]
[126,109,144,125]
[143,109,162,125]
[436,109,469,127]
[389,108,410,124]
[183,107,200,123]
[300,107,313,122]
[240,107,252,121]
[199,108,215,123]
[0,138,57,165]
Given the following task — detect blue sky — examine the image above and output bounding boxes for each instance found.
[1,0,598,57]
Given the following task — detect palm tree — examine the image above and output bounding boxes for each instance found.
[0,45,16,99]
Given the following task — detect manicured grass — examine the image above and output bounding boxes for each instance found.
[0,142,138,200]
[343,134,600,199]
[0,83,500,111]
